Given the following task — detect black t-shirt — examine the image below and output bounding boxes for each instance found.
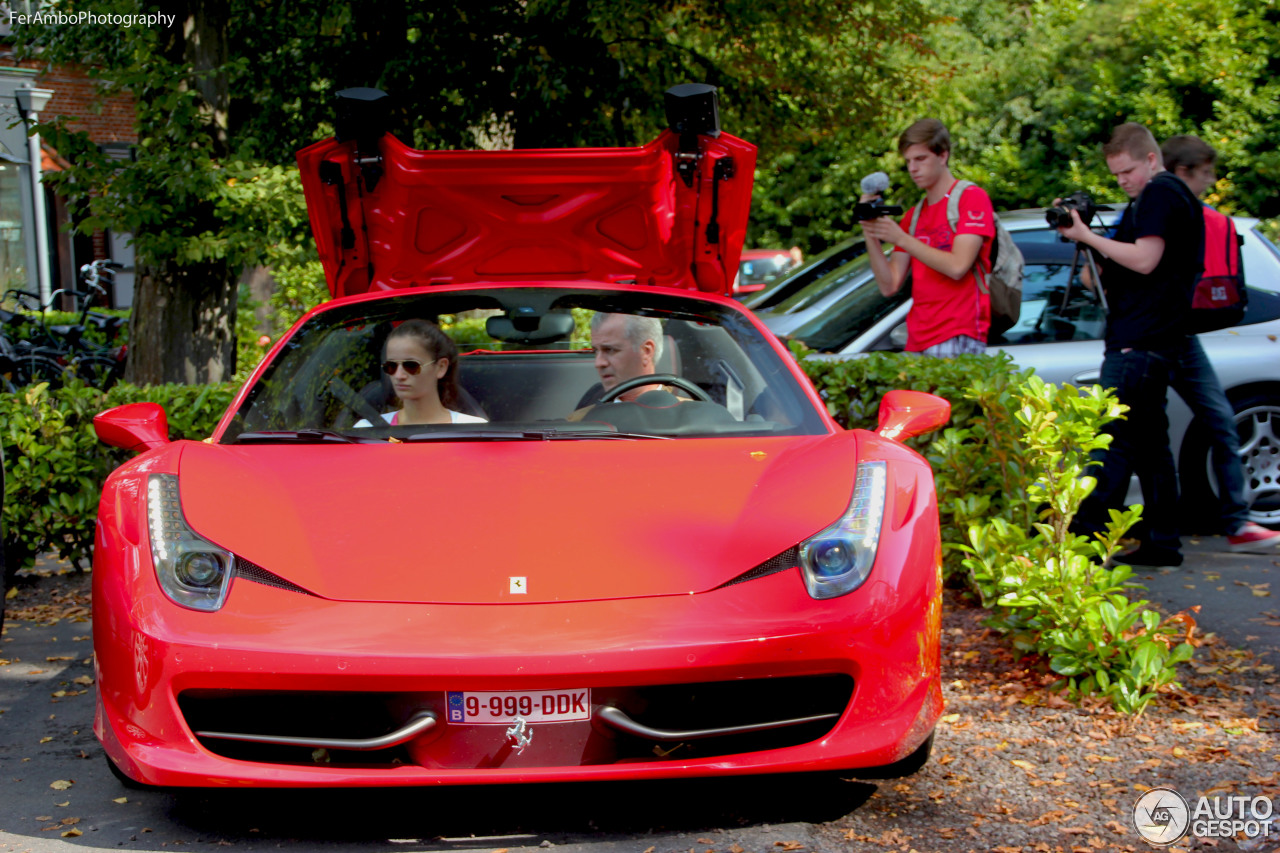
[1102,171,1204,350]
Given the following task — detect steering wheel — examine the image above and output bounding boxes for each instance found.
[598,373,713,404]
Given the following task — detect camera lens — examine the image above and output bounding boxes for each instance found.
[1046,208,1072,229]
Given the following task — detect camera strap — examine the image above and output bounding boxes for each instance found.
[907,180,984,290]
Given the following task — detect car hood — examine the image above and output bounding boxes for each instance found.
[176,436,856,604]
[297,129,756,299]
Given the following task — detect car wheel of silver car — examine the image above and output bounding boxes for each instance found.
[1181,392,1280,529]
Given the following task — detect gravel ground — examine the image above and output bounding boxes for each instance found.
[819,588,1280,853]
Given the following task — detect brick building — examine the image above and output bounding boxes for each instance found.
[0,50,138,308]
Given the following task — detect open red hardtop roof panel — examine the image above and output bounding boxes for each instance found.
[298,87,756,299]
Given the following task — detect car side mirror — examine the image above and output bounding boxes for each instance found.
[94,403,170,451]
[875,390,950,441]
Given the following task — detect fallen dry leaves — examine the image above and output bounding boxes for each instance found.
[818,586,1280,852]
[5,581,91,625]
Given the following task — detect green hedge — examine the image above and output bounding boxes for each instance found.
[2,380,236,572]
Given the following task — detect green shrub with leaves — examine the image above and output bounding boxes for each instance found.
[1,380,236,572]
[3,345,1196,711]
[266,258,329,337]
[953,375,1196,714]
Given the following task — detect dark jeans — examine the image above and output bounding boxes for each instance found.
[1169,337,1249,534]
[1076,344,1185,553]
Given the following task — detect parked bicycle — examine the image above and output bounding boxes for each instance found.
[0,298,70,392]
[0,259,128,391]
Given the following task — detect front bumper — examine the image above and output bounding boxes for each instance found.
[94,545,942,788]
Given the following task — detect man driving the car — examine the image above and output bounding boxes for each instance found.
[572,313,666,411]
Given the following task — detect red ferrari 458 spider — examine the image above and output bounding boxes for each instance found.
[91,85,949,788]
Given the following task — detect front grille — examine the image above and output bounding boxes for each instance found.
[717,545,800,589]
[181,690,412,765]
[602,673,851,760]
[178,673,853,769]
[235,557,316,596]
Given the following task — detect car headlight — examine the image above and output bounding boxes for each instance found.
[146,474,234,611]
[799,461,886,599]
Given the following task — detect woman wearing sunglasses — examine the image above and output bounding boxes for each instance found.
[354,319,487,427]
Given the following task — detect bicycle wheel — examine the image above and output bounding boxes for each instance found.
[13,353,68,388]
[68,353,123,390]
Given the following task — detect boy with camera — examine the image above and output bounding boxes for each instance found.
[860,118,995,358]
[1056,122,1204,568]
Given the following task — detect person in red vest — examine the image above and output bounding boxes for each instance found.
[1161,135,1280,552]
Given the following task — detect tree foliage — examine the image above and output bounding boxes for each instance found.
[17,0,937,381]
[752,0,1280,252]
[15,0,1280,375]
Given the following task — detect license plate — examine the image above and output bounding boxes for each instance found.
[445,689,591,725]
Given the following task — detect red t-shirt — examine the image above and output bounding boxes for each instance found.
[895,182,995,351]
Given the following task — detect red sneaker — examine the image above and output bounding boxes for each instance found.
[1227,522,1280,553]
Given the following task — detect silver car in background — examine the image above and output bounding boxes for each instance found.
[775,210,1280,529]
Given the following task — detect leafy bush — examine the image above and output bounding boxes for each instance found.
[1,307,129,351]
[952,376,1197,714]
[1,380,236,573]
[266,258,329,337]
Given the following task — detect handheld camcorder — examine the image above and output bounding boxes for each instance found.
[853,199,904,222]
[855,171,904,223]
[1045,191,1100,228]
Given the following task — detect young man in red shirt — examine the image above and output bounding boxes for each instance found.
[861,118,995,357]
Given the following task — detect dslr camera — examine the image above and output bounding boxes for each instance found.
[852,198,904,222]
[1045,191,1099,228]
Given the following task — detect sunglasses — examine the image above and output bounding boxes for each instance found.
[382,358,438,376]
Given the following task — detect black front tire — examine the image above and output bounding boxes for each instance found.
[104,753,156,791]
[1180,392,1280,530]
[848,731,935,780]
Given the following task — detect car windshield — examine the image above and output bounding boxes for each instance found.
[1250,222,1280,265]
[739,255,792,286]
[741,238,867,311]
[787,272,909,353]
[223,286,827,442]
[768,251,877,316]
